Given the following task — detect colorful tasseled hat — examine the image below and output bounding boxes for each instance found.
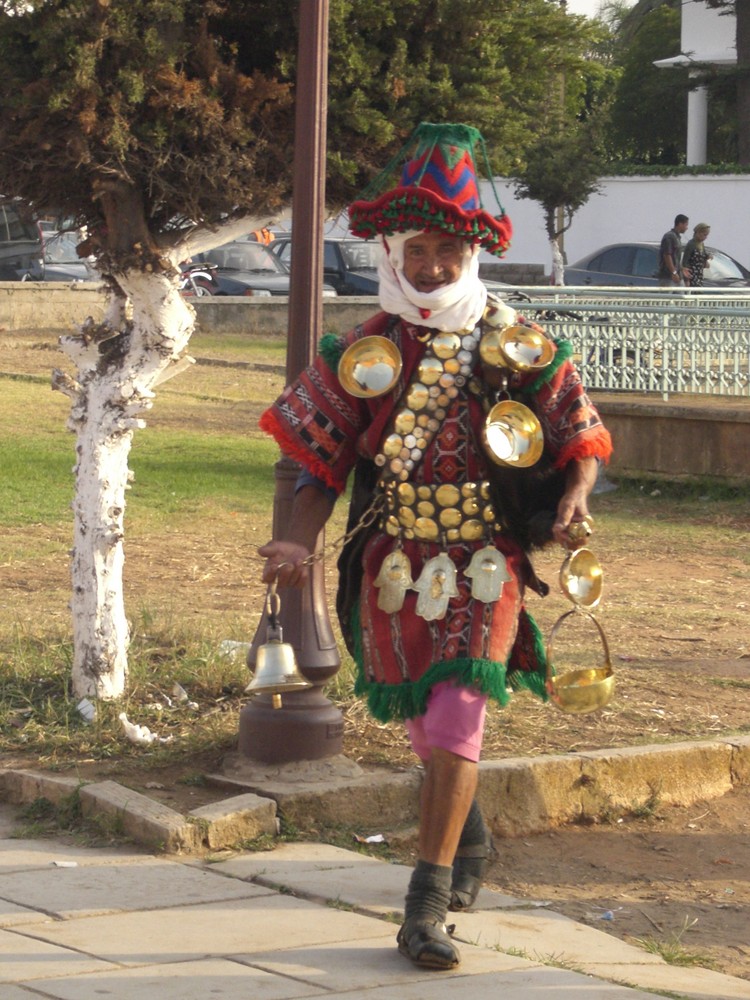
[349,122,512,257]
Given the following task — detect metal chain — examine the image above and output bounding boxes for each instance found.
[258,490,386,571]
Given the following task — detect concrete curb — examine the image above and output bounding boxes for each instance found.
[2,736,749,853]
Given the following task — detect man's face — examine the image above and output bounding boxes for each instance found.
[402,231,465,293]
[677,220,689,234]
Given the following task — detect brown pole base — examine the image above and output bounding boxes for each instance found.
[238,687,344,764]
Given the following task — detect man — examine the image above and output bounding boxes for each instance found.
[658,213,689,285]
[258,123,612,970]
[249,227,275,245]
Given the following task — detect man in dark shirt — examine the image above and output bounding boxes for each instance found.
[658,214,689,285]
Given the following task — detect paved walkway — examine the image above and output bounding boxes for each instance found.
[2,801,749,1000]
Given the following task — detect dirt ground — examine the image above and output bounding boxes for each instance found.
[2,330,750,982]
[484,783,750,983]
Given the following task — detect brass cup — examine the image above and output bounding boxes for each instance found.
[559,547,603,609]
[483,400,544,468]
[546,608,615,714]
[338,336,403,398]
[479,324,555,372]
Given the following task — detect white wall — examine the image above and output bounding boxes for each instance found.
[481,174,750,270]
[682,0,735,62]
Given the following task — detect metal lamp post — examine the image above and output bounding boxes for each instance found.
[238,0,343,764]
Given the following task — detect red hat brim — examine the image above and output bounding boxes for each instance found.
[349,185,512,258]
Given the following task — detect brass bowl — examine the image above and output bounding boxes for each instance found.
[548,665,615,714]
[338,336,402,398]
[483,400,544,468]
[546,608,614,714]
[479,324,555,372]
[559,547,603,608]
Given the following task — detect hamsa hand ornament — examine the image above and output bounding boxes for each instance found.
[413,553,459,621]
[464,546,511,603]
[374,549,414,613]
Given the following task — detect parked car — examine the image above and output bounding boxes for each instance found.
[42,231,97,282]
[565,242,750,288]
[0,200,44,280]
[271,234,514,297]
[196,240,337,297]
[271,236,380,295]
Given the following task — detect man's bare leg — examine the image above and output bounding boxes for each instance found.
[398,748,476,969]
[419,747,477,864]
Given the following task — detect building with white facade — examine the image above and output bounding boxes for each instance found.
[654,0,737,166]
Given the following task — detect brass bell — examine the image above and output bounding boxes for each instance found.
[245,583,312,709]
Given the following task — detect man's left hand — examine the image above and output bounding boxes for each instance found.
[552,456,599,547]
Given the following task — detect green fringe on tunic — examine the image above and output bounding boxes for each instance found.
[319,332,344,373]
[519,338,573,395]
[350,599,550,723]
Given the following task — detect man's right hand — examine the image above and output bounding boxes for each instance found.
[258,541,312,589]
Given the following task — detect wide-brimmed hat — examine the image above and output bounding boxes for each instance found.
[349,122,512,257]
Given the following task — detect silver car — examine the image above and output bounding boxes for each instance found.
[565,241,750,288]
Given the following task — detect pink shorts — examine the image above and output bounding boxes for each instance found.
[405,680,488,763]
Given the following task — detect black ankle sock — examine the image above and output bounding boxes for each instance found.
[404,860,452,922]
[457,799,487,850]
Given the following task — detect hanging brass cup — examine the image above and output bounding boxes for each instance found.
[479,324,555,372]
[547,544,612,713]
[483,400,544,467]
[559,546,603,609]
[545,608,615,714]
[338,336,403,398]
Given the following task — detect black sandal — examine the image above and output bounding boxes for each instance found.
[449,833,493,911]
[397,916,460,969]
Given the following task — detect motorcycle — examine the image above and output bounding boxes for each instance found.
[179,260,221,297]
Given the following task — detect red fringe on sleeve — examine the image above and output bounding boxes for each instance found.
[258,409,346,494]
[554,426,613,470]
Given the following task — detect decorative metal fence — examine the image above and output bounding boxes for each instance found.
[504,289,750,398]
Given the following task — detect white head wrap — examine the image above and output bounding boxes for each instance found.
[377,231,487,331]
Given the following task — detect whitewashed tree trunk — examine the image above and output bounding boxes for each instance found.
[550,237,565,286]
[53,269,195,700]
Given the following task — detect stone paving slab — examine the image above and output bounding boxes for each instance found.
[216,842,532,915]
[26,895,394,966]
[580,962,750,1000]
[15,957,328,1000]
[0,841,150,873]
[0,857,268,920]
[247,934,539,992]
[0,926,116,983]
[317,966,665,998]
[454,906,666,969]
[0,898,48,929]
[3,986,46,1000]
